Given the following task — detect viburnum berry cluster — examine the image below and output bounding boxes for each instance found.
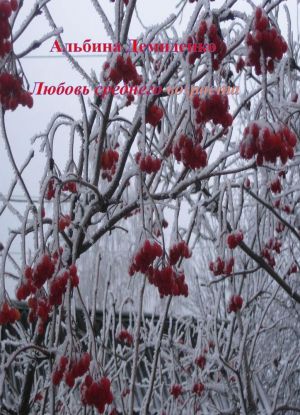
[288,263,298,275]
[195,354,206,370]
[46,179,56,200]
[58,214,71,232]
[170,384,183,399]
[246,7,288,75]
[129,240,191,297]
[228,294,243,313]
[116,329,133,346]
[209,257,234,276]
[27,297,51,334]
[227,231,243,249]
[63,181,77,193]
[126,93,134,106]
[128,240,163,275]
[29,254,55,289]
[188,20,226,70]
[16,255,55,301]
[273,199,292,214]
[0,72,33,110]
[81,375,113,414]
[147,266,189,297]
[52,356,68,386]
[275,221,285,234]
[239,121,297,165]
[193,383,205,396]
[261,237,281,268]
[236,56,245,73]
[193,93,233,128]
[173,134,207,170]
[169,241,191,265]
[270,177,282,194]
[135,152,162,174]
[0,302,20,325]
[17,259,79,332]
[49,266,79,306]
[106,55,142,85]
[0,0,18,57]
[52,353,90,387]
[146,104,163,127]
[101,149,119,181]
[264,237,282,254]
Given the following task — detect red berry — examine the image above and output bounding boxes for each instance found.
[170,384,182,399]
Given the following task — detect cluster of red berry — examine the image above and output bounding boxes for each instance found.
[209,257,234,276]
[49,265,79,306]
[236,57,245,73]
[106,55,142,85]
[261,238,282,267]
[227,231,243,249]
[192,383,205,396]
[239,122,297,165]
[81,375,113,414]
[169,241,191,265]
[261,249,275,268]
[0,0,18,57]
[16,255,55,301]
[146,104,163,127]
[193,93,233,128]
[49,273,68,306]
[16,266,36,300]
[46,179,56,200]
[58,215,71,232]
[195,354,206,370]
[270,178,281,194]
[275,221,285,234]
[29,254,55,290]
[116,329,133,346]
[170,384,182,399]
[101,149,119,181]
[0,302,20,325]
[228,294,243,313]
[246,8,288,75]
[63,181,77,193]
[65,354,91,388]
[170,382,205,399]
[17,259,79,331]
[128,240,163,275]
[135,152,162,174]
[0,72,33,110]
[28,296,46,324]
[147,266,189,297]
[52,356,68,385]
[173,134,207,170]
[126,93,134,106]
[27,297,51,334]
[129,240,191,297]
[265,237,282,254]
[188,20,226,70]
[52,353,90,387]
[288,263,298,275]
[273,199,292,214]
